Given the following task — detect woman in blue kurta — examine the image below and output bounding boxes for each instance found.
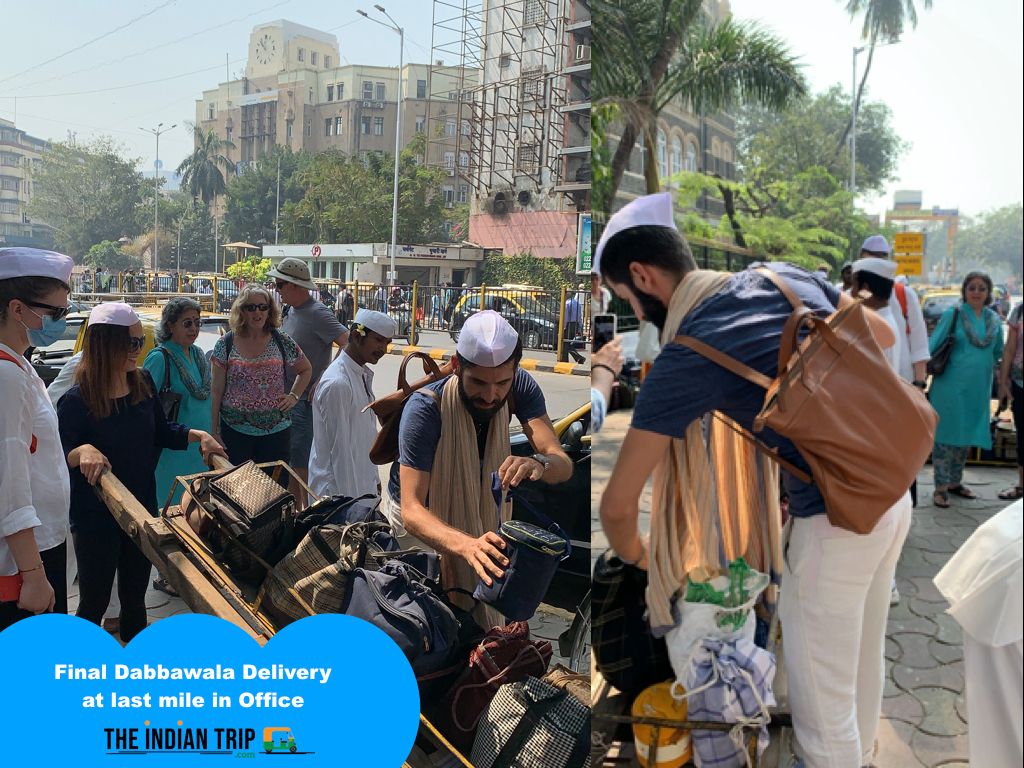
[928,271,1004,508]
[142,297,213,508]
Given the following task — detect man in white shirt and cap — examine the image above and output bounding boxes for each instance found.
[859,234,930,387]
[386,310,572,627]
[308,309,396,500]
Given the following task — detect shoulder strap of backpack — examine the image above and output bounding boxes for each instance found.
[894,282,911,335]
[222,331,234,398]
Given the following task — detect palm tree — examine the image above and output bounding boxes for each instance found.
[176,123,236,205]
[834,0,933,158]
[593,0,806,208]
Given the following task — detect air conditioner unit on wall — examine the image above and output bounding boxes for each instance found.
[575,44,591,63]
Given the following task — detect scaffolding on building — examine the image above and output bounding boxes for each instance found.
[428,0,568,203]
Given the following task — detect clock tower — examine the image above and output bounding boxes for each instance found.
[247,25,282,77]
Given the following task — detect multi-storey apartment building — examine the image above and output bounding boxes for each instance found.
[0,118,52,249]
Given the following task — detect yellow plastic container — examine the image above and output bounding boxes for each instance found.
[631,681,692,767]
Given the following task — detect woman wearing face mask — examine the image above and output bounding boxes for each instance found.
[928,271,1005,508]
[57,303,226,642]
[0,248,74,630]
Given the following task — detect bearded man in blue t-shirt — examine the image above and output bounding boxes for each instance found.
[596,193,907,768]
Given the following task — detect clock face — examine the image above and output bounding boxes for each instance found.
[255,34,276,65]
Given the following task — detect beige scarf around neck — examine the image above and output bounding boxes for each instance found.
[645,269,782,632]
[429,375,511,629]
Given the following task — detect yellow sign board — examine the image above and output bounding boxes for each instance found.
[895,254,923,276]
[894,232,925,253]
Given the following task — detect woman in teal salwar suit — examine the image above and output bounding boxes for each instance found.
[928,271,1004,508]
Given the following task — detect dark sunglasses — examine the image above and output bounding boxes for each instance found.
[23,300,70,321]
[128,336,145,352]
[180,318,204,329]
[274,281,288,290]
[242,303,270,312]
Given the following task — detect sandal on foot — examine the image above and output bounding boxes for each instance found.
[998,486,1024,500]
[947,484,978,500]
[933,490,951,508]
[152,577,179,597]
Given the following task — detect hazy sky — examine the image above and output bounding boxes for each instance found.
[729,0,1024,221]
[0,1,436,176]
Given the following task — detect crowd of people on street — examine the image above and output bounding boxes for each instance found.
[591,192,1022,768]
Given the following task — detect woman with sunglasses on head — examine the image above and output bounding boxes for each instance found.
[56,303,226,642]
[210,286,311,472]
[143,297,214,510]
[0,248,74,630]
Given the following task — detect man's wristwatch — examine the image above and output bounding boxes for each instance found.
[530,453,551,475]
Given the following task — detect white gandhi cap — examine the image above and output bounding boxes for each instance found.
[593,192,676,276]
[860,235,891,255]
[354,308,397,339]
[0,247,74,283]
[88,302,141,327]
[851,256,897,281]
[457,310,520,367]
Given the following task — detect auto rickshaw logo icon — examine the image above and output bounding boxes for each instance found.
[262,726,302,755]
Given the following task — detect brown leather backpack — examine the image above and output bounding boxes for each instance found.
[677,267,937,534]
[365,351,455,465]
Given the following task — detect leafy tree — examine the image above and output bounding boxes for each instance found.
[593,0,806,204]
[224,147,307,244]
[280,135,448,244]
[171,203,216,273]
[83,240,142,273]
[953,203,1023,281]
[837,0,933,160]
[226,256,273,284]
[177,123,235,205]
[480,253,578,291]
[736,85,907,196]
[26,138,146,259]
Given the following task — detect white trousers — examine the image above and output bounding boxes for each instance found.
[779,494,912,768]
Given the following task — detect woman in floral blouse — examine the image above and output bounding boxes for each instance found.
[211,286,312,471]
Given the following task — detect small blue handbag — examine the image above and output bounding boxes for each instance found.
[472,473,571,621]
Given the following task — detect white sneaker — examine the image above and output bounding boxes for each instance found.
[890,584,900,606]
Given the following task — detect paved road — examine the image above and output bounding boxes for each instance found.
[592,409,1018,767]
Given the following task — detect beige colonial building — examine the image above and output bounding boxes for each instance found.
[194,20,478,207]
[0,118,51,249]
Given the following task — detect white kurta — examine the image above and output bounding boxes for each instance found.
[308,351,380,499]
[934,500,1023,768]
[0,342,71,576]
[888,282,930,382]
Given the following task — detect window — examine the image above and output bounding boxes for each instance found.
[671,136,683,178]
[0,178,19,192]
[287,122,293,139]
[459,151,469,168]
[415,116,425,133]
[325,118,333,137]
[324,55,331,69]
[207,103,215,120]
[0,201,17,214]
[298,47,305,62]
[448,91,456,101]
[337,83,344,99]
[417,79,427,98]
[335,116,343,135]
[685,142,697,172]
[444,119,456,137]
[373,117,384,135]
[327,85,334,101]
[657,128,668,184]
[442,185,455,205]
[499,54,511,68]
[226,126,233,143]
[458,184,468,203]
[311,51,318,66]
[460,120,470,137]
[517,143,539,175]
[524,0,544,25]
[443,152,455,170]
[362,81,373,100]
[376,82,386,101]
[360,116,371,135]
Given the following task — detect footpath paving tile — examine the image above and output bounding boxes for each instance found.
[885,636,902,663]
[874,717,923,767]
[145,593,170,610]
[954,693,968,724]
[920,550,954,567]
[911,730,969,766]
[884,658,901,698]
[892,662,964,694]
[889,613,939,636]
[909,597,949,618]
[882,690,925,725]
[895,548,941,578]
[929,639,963,665]
[932,612,963,646]
[907,575,948,604]
[890,633,939,669]
[916,687,967,737]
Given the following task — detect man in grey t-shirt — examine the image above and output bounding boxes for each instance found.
[267,258,349,505]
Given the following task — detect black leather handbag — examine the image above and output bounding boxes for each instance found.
[156,347,183,422]
[926,309,958,377]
